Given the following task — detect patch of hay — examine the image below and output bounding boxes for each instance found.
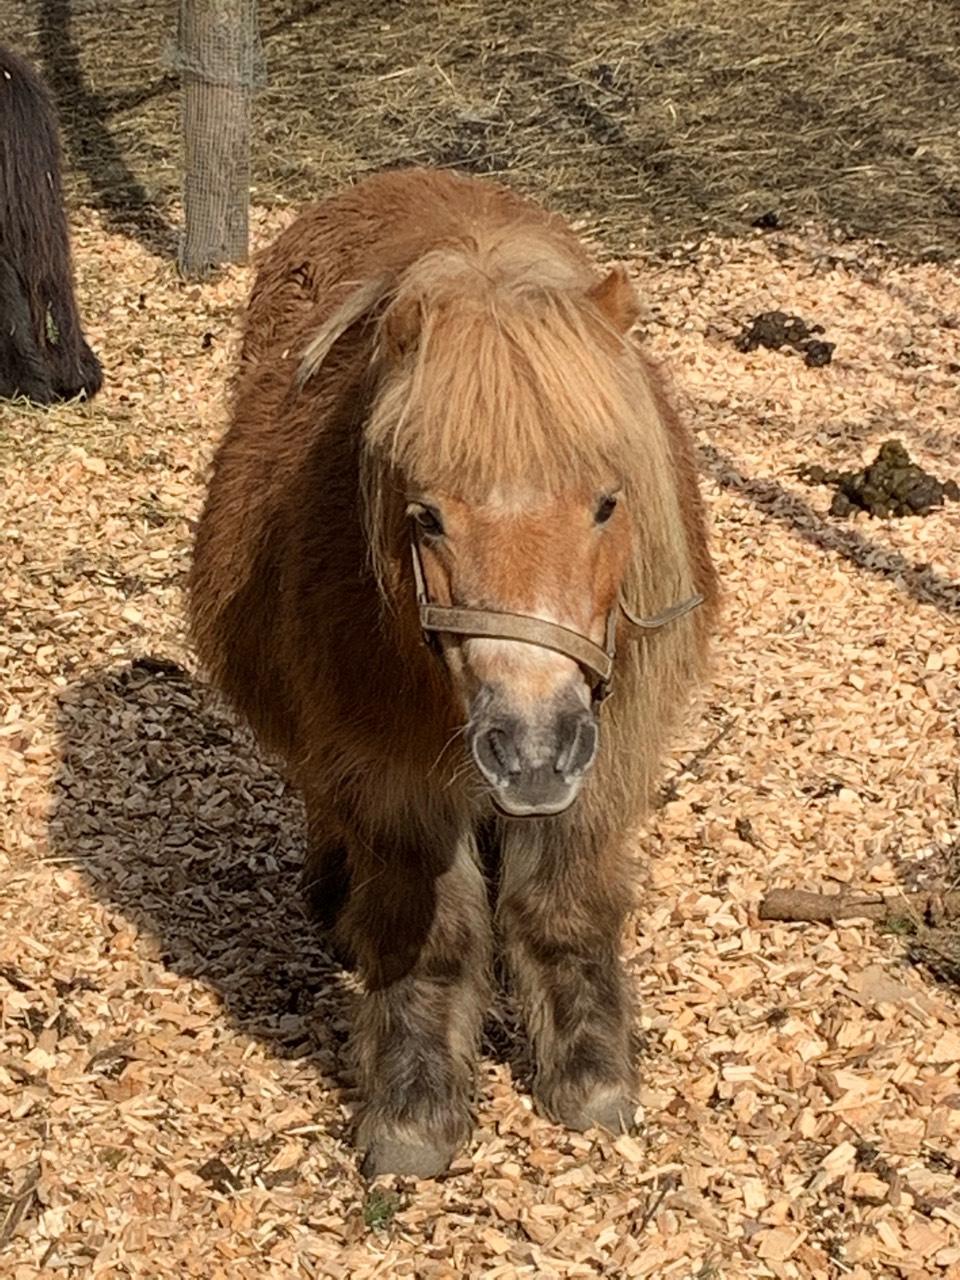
[1,0,959,256]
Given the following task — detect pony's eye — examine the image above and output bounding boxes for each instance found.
[411,506,445,538]
[595,494,618,525]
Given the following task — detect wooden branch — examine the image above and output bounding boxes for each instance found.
[658,714,735,804]
[758,887,960,926]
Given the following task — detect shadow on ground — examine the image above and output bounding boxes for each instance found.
[37,0,176,256]
[3,0,958,258]
[48,657,353,1085]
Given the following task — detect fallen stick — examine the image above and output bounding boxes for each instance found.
[758,887,960,926]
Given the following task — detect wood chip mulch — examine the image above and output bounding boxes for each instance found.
[1,209,959,1278]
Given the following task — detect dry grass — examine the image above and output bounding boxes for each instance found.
[1,202,959,1276]
[1,0,959,257]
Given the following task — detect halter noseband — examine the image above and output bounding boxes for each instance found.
[410,538,703,707]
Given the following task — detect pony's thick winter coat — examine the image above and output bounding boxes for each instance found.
[190,167,717,1177]
[0,45,102,404]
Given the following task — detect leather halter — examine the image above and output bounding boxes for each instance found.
[410,538,703,706]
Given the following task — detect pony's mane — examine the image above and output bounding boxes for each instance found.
[299,223,691,614]
[301,226,660,496]
[370,235,639,497]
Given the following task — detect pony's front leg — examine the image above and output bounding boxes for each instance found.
[338,824,491,1178]
[499,820,636,1133]
[0,258,55,404]
[301,793,351,939]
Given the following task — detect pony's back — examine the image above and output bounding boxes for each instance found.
[238,168,588,371]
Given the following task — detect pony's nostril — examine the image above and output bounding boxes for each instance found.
[555,712,598,779]
[471,721,523,784]
[487,727,521,776]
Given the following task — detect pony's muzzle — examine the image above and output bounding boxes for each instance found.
[468,691,599,818]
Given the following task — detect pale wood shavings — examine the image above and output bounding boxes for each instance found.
[1,208,959,1276]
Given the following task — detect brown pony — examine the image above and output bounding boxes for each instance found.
[190,167,717,1178]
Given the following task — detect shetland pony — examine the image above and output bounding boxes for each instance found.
[0,45,102,404]
[190,168,718,1178]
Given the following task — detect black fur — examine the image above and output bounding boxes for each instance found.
[0,44,102,403]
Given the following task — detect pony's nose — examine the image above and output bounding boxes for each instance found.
[469,702,599,818]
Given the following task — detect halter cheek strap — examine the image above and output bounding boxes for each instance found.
[410,538,703,707]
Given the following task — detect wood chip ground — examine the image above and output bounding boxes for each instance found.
[1,209,958,1278]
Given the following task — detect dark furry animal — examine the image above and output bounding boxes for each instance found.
[0,45,102,403]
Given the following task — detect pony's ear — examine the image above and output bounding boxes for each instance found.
[379,292,423,362]
[298,274,393,387]
[587,264,640,335]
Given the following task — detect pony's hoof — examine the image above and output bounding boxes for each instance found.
[546,1083,636,1135]
[360,1132,457,1180]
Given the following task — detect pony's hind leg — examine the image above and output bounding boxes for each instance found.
[302,815,350,934]
[337,820,491,1178]
[47,290,103,401]
[498,819,636,1134]
[302,839,350,930]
